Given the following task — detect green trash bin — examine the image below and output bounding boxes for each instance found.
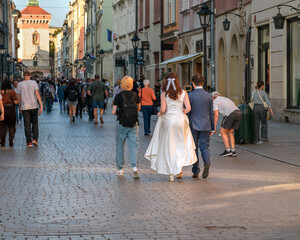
[235,103,254,144]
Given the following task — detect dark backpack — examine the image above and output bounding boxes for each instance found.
[68,88,77,101]
[119,92,138,127]
[44,86,52,99]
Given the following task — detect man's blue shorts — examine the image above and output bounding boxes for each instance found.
[92,100,105,109]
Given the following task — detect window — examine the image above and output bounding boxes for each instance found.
[145,0,150,27]
[33,56,38,67]
[182,0,189,11]
[287,19,300,109]
[154,0,161,23]
[164,0,176,26]
[258,25,270,94]
[139,0,143,30]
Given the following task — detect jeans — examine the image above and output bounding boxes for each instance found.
[116,124,139,170]
[191,129,211,175]
[76,98,83,117]
[45,98,52,113]
[0,106,16,146]
[92,100,105,109]
[253,104,268,141]
[59,100,66,112]
[22,109,39,144]
[141,105,153,134]
[15,104,22,123]
[88,105,94,120]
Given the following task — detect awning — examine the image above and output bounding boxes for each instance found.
[159,53,202,68]
[145,64,157,71]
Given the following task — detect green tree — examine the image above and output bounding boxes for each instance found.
[49,40,55,59]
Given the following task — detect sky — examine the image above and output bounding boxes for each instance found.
[13,0,69,27]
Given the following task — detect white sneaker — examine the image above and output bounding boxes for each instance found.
[133,167,139,179]
[257,141,263,144]
[116,169,123,176]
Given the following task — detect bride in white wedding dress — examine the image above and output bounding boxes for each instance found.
[145,72,197,181]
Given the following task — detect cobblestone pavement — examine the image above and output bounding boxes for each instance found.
[0,104,299,240]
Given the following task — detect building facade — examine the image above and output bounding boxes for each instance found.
[113,0,136,83]
[94,0,114,84]
[17,0,51,78]
[251,0,300,124]
[177,0,213,89]
[1,0,21,81]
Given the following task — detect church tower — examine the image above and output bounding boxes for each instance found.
[17,0,52,78]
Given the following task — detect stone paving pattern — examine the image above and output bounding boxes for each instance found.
[0,104,299,239]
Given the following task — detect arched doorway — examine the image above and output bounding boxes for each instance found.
[229,35,240,104]
[217,38,227,96]
[31,71,43,80]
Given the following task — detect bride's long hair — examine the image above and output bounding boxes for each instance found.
[162,72,182,100]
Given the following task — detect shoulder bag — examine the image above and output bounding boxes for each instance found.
[257,90,269,110]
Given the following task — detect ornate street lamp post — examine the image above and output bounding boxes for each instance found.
[98,49,105,80]
[131,33,140,81]
[197,3,213,91]
[6,54,11,78]
[0,44,6,81]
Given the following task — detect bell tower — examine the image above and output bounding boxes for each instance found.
[27,0,39,6]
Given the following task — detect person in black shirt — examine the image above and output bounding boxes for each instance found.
[112,76,141,179]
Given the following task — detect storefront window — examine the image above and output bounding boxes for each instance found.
[287,19,300,109]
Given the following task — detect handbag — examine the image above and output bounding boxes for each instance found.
[152,100,158,115]
[257,90,269,109]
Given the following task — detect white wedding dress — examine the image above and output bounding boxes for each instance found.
[145,91,197,175]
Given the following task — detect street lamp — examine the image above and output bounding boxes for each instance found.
[0,44,6,81]
[222,12,247,31]
[197,3,213,91]
[98,49,105,80]
[273,4,300,29]
[131,33,140,81]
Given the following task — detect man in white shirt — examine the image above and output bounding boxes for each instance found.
[212,91,242,157]
[17,71,43,147]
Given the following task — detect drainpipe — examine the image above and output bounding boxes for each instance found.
[210,0,215,92]
[245,27,252,103]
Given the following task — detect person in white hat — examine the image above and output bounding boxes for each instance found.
[211,91,242,157]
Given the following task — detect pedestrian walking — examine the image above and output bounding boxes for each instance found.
[0,79,18,147]
[188,73,215,179]
[87,74,108,125]
[57,81,66,113]
[65,79,78,123]
[13,80,22,123]
[111,79,122,107]
[252,81,273,144]
[43,81,55,113]
[82,78,94,121]
[16,71,43,147]
[139,79,156,135]
[112,76,141,179]
[76,79,84,118]
[145,72,197,182]
[212,91,242,157]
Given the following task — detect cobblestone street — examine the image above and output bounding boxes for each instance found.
[0,104,299,240]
